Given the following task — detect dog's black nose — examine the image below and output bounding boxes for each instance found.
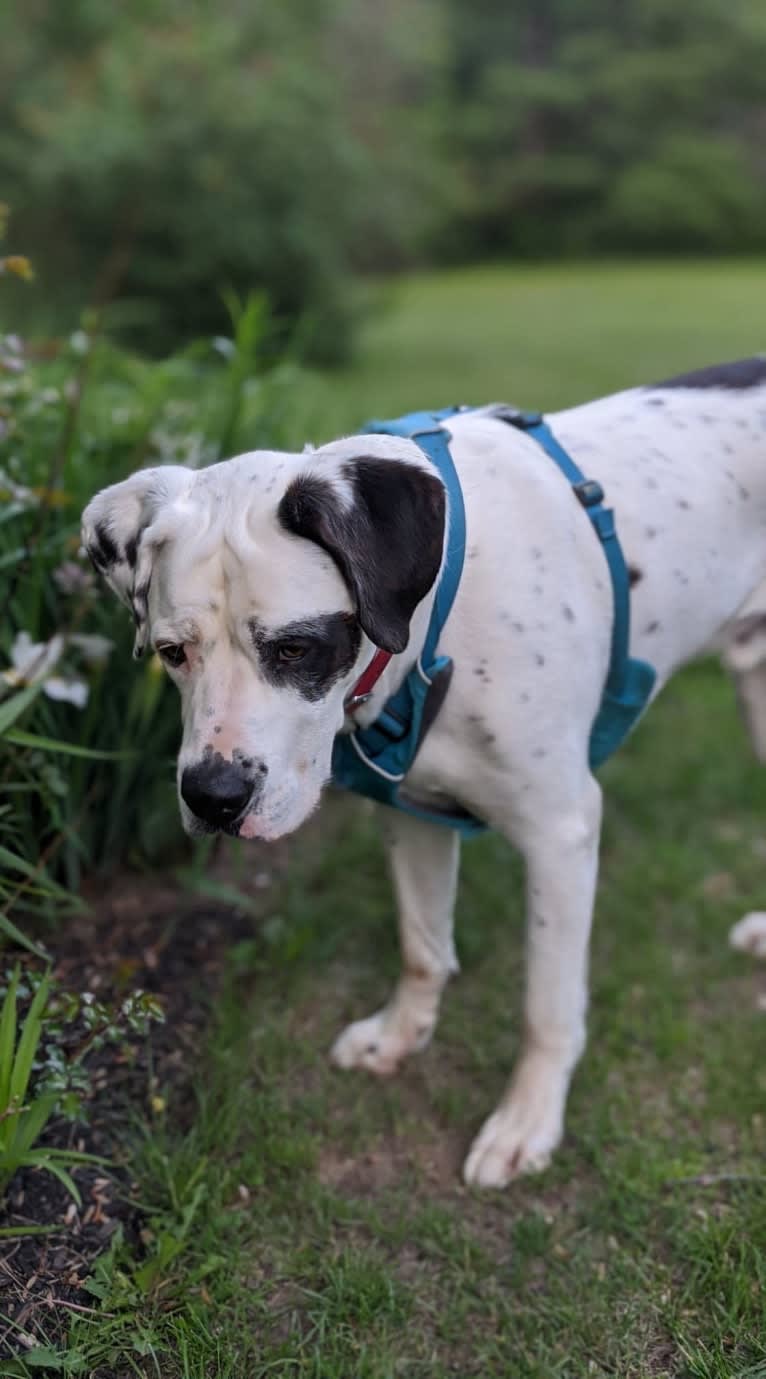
[180,757,259,828]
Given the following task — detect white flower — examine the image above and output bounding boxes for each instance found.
[2,631,89,709]
[69,330,90,356]
[42,677,89,708]
[69,633,113,665]
[5,631,64,681]
[0,467,37,507]
[0,335,24,374]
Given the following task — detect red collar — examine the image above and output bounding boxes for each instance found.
[345,648,392,714]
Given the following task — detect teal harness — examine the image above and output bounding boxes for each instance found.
[331,406,656,835]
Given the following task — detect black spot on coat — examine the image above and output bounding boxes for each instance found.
[650,357,766,392]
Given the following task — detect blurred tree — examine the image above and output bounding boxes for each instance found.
[0,0,443,358]
[436,0,766,257]
[1,0,765,351]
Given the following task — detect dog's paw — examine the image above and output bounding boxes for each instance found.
[330,1007,434,1077]
[462,1108,560,1189]
[463,1070,565,1189]
[730,911,766,958]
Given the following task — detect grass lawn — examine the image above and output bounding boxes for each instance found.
[303,259,766,438]
[14,262,766,1378]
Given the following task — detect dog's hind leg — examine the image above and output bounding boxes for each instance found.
[722,606,766,764]
[463,772,602,1188]
[730,911,766,957]
[722,603,766,957]
[330,810,460,1076]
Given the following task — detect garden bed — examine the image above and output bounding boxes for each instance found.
[0,875,262,1364]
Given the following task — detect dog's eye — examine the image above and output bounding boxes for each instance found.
[276,642,308,663]
[157,643,187,668]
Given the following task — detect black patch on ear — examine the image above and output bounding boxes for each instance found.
[89,521,120,570]
[95,521,119,563]
[650,358,766,392]
[131,581,150,625]
[125,534,139,569]
[278,458,446,653]
[628,566,643,588]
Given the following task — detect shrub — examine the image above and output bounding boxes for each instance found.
[0,3,441,359]
[0,964,163,1208]
[1,290,314,926]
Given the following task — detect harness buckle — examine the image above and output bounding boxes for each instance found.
[488,404,544,430]
[573,478,605,509]
[345,691,372,711]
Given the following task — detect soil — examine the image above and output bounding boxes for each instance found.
[0,870,267,1363]
[0,798,360,1361]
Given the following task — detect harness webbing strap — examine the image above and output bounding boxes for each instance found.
[331,404,656,831]
[501,409,656,766]
[512,412,630,698]
[331,407,478,828]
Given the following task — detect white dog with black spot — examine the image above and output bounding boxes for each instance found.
[82,358,766,1189]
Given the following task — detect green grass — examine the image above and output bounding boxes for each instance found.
[303,258,766,437]
[12,261,766,1378]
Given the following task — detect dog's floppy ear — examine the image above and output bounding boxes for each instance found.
[278,456,446,653]
[81,466,191,657]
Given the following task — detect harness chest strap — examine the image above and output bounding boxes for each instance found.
[332,405,656,834]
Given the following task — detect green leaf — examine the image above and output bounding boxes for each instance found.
[22,1153,82,1205]
[177,871,260,915]
[9,973,49,1106]
[0,968,19,1111]
[4,729,137,760]
[8,1344,85,1370]
[0,1223,65,1238]
[8,1091,57,1157]
[0,893,59,954]
[0,685,41,735]
[40,1147,108,1165]
[0,845,76,900]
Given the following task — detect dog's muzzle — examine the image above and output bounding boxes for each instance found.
[180,757,265,830]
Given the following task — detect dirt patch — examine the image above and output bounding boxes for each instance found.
[1,1161,140,1358]
[317,1126,466,1197]
[0,871,266,1362]
[0,796,369,1360]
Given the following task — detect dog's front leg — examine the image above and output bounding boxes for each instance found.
[331,810,460,1076]
[464,775,602,1187]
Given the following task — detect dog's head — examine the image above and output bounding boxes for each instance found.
[81,439,445,839]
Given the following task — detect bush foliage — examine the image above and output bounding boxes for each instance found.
[0,1,440,357]
[2,0,765,352]
[0,289,311,926]
[437,0,766,258]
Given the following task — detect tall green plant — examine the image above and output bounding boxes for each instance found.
[0,968,99,1208]
[1,286,314,926]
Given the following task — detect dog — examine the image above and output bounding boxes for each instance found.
[82,356,766,1189]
